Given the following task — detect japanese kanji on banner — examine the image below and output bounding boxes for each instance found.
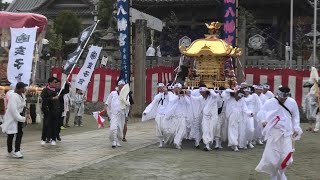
[223,0,236,46]
[117,0,130,83]
[75,45,102,91]
[7,27,37,85]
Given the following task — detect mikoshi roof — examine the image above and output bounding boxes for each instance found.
[180,22,242,57]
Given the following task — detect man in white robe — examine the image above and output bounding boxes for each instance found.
[142,83,169,147]
[225,90,253,152]
[164,83,191,149]
[201,87,219,151]
[302,89,318,132]
[256,85,268,105]
[253,85,266,145]
[217,88,228,147]
[244,87,262,148]
[255,86,303,180]
[187,88,203,148]
[263,84,274,99]
[105,80,129,148]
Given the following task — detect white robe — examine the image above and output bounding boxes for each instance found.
[244,94,262,142]
[302,92,318,121]
[218,98,228,142]
[106,91,127,142]
[264,91,274,99]
[201,91,218,146]
[255,97,302,176]
[257,93,268,105]
[62,93,72,117]
[142,92,169,141]
[72,93,86,116]
[164,93,191,146]
[0,93,26,134]
[225,97,252,147]
[187,94,204,144]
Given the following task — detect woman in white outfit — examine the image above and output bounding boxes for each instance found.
[1,82,27,158]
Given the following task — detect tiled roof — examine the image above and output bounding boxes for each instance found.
[133,0,216,2]
[132,0,220,6]
[35,8,93,16]
[6,0,48,12]
[6,0,94,16]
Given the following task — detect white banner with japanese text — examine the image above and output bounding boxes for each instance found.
[75,45,102,91]
[7,27,37,85]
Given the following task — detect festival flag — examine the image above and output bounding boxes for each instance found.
[7,27,37,85]
[78,24,95,45]
[92,110,105,128]
[74,45,102,91]
[62,22,97,75]
[63,45,81,74]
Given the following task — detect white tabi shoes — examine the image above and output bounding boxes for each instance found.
[159,141,164,148]
[116,141,122,147]
[175,144,182,150]
[112,141,117,148]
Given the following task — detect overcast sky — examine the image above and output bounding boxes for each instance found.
[3,0,13,3]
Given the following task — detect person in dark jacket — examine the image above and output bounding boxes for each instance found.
[40,77,61,146]
[56,79,70,141]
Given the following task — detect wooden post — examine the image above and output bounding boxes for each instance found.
[132,19,147,116]
[237,8,246,83]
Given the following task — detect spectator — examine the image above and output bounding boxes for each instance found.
[40,77,61,146]
[0,82,27,158]
[72,88,86,127]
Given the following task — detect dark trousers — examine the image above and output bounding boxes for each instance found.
[56,115,64,138]
[41,111,58,141]
[7,122,23,153]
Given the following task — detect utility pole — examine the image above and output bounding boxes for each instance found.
[308,0,320,66]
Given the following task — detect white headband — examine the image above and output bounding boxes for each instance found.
[174,83,182,88]
[255,85,264,90]
[118,80,126,86]
[157,83,165,88]
[225,89,235,93]
[199,87,208,92]
[240,82,248,87]
[244,87,251,92]
[263,84,270,89]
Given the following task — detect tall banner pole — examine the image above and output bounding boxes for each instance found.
[289,0,293,68]
[313,0,317,66]
[117,0,131,83]
[58,20,100,96]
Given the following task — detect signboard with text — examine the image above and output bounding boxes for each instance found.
[117,0,130,83]
[223,0,236,46]
[7,27,37,85]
